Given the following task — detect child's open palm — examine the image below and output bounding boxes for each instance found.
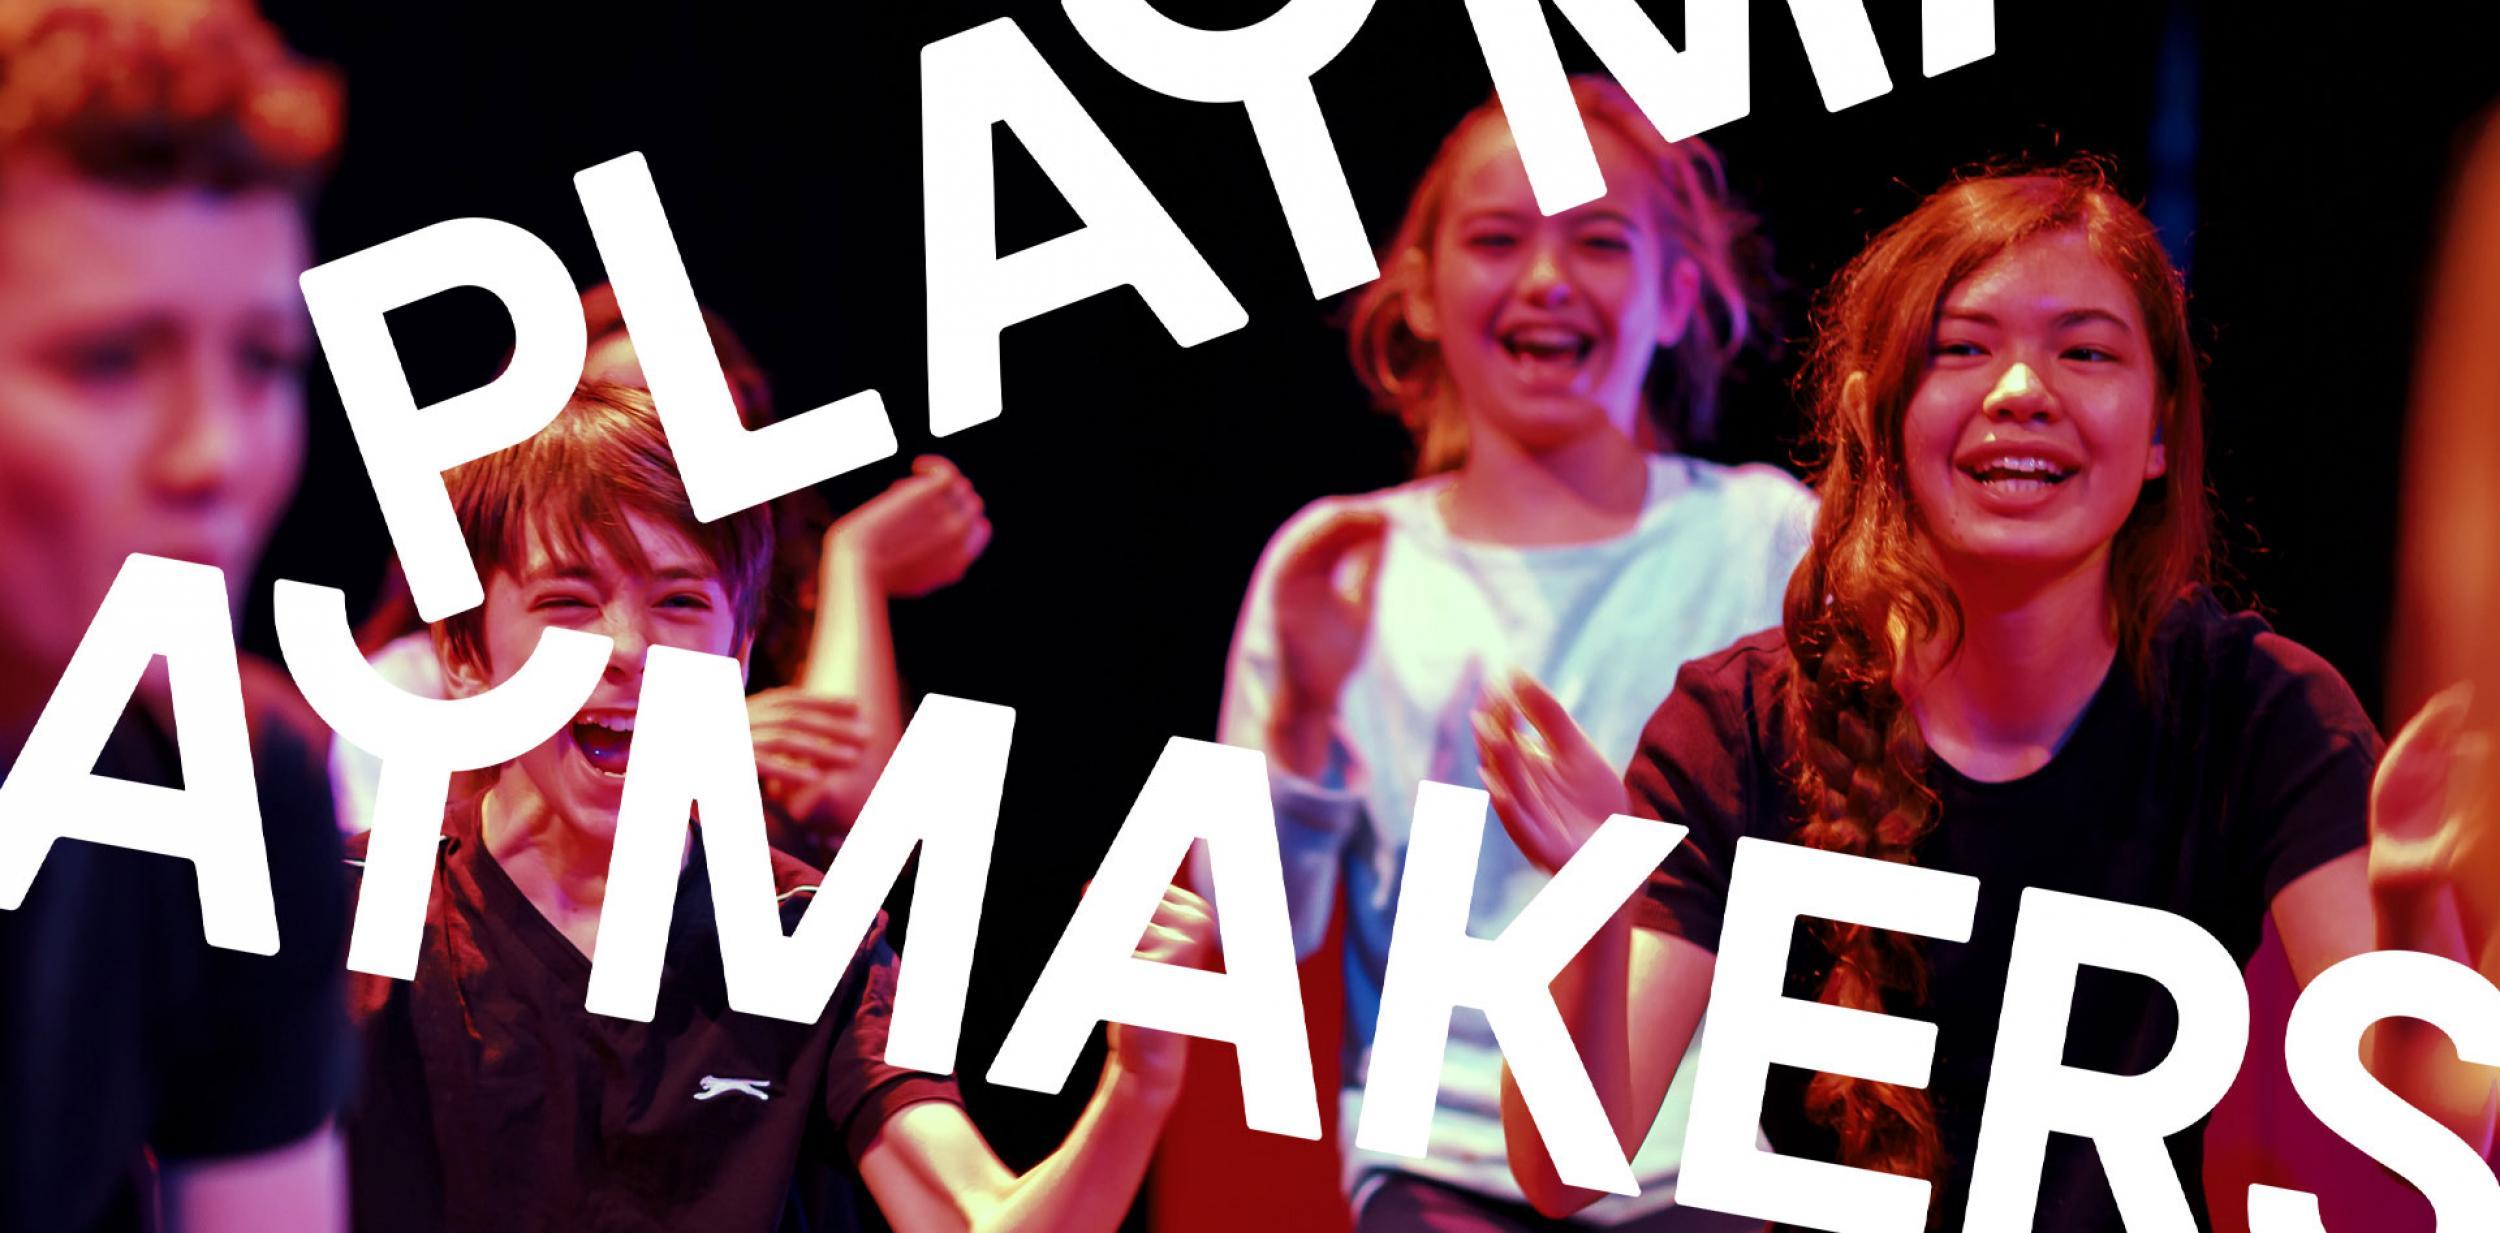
[1474,671,1628,876]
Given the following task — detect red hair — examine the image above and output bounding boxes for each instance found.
[1781,163,2211,1195]
[1345,75,1771,474]
[0,0,339,195]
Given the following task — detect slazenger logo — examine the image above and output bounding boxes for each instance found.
[694,1076,772,1102]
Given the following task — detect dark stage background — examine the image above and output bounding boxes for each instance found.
[247,2,2500,1226]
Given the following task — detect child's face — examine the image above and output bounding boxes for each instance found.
[1414,116,1698,455]
[453,510,748,839]
[1901,229,2166,587]
[0,162,310,677]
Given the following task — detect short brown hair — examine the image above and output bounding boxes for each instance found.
[434,384,777,676]
[0,0,341,194]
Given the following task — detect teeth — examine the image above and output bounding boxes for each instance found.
[1966,455,2071,480]
[577,713,636,733]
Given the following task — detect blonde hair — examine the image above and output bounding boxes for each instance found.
[1346,75,1771,474]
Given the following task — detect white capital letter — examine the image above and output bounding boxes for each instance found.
[299,218,586,622]
[574,153,898,519]
[988,738,1319,1138]
[1677,838,1978,1232]
[2248,950,2500,1232]
[273,581,609,979]
[1458,0,1753,214]
[921,18,1247,436]
[0,557,275,952]
[1351,782,1683,1195]
[1965,889,2250,1232]
[1064,0,1378,297]
[586,650,1011,1081]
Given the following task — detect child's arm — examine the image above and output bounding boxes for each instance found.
[855,886,1210,1233]
[2276,688,2500,1155]
[161,1123,347,1233]
[756,456,989,847]
[1477,673,1714,1216]
[1209,502,1386,957]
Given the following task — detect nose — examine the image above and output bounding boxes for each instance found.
[599,608,654,683]
[147,358,246,506]
[1516,237,1573,308]
[1982,361,2059,424]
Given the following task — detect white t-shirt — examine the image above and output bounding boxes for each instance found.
[1217,453,1813,1223]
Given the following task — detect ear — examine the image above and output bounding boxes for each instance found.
[435,628,491,700]
[736,631,755,684]
[1655,257,1704,349]
[1395,248,1440,342]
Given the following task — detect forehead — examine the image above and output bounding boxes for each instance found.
[1442,113,1656,223]
[0,161,307,320]
[1943,230,2145,332]
[511,506,721,584]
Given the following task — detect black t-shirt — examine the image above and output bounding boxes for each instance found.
[344,796,962,1233]
[1630,592,2378,1231]
[0,671,355,1232]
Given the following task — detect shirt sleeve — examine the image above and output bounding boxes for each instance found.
[1203,497,1372,960]
[1626,648,1771,955]
[823,916,966,1164]
[152,688,357,1161]
[2233,629,2381,905]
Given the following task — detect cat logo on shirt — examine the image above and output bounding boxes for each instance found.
[694,1076,772,1102]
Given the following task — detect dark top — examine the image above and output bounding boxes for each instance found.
[1,671,354,1233]
[1630,592,2378,1231]
[344,795,961,1233]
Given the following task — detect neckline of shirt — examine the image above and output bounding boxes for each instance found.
[1388,453,1701,561]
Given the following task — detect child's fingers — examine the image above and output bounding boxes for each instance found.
[752,732,864,771]
[2375,682,2476,844]
[749,699,868,740]
[1507,671,1589,759]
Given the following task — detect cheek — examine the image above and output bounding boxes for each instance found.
[236,399,308,522]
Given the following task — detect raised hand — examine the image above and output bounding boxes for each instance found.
[828,455,992,598]
[1474,670,1628,876]
[748,688,869,834]
[1103,884,1218,1102]
[1264,507,1387,774]
[2371,683,2500,977]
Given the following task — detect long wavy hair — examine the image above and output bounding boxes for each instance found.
[1345,75,1773,474]
[1781,164,2211,1189]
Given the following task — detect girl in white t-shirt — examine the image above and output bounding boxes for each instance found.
[1215,75,1808,1231]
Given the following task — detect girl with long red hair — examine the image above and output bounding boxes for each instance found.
[1477,165,2498,1228]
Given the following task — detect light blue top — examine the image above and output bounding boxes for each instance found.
[1216,454,1812,1223]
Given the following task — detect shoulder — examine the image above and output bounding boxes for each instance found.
[2152,589,2380,754]
[1650,456,1816,562]
[1260,481,1431,552]
[1638,627,1791,756]
[1669,457,1815,518]
[766,846,828,912]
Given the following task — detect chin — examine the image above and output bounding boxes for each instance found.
[1480,399,1614,450]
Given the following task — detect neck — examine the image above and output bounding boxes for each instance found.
[1442,419,1649,546]
[1907,551,2119,778]
[481,774,620,930]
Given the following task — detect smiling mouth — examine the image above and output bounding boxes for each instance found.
[1499,325,1594,369]
[1960,456,2076,495]
[570,711,635,777]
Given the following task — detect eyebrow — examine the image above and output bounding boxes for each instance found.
[1937,307,2133,330]
[517,562,720,585]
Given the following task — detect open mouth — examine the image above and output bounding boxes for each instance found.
[1499,324,1593,376]
[569,710,635,778]
[1958,454,2076,495]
